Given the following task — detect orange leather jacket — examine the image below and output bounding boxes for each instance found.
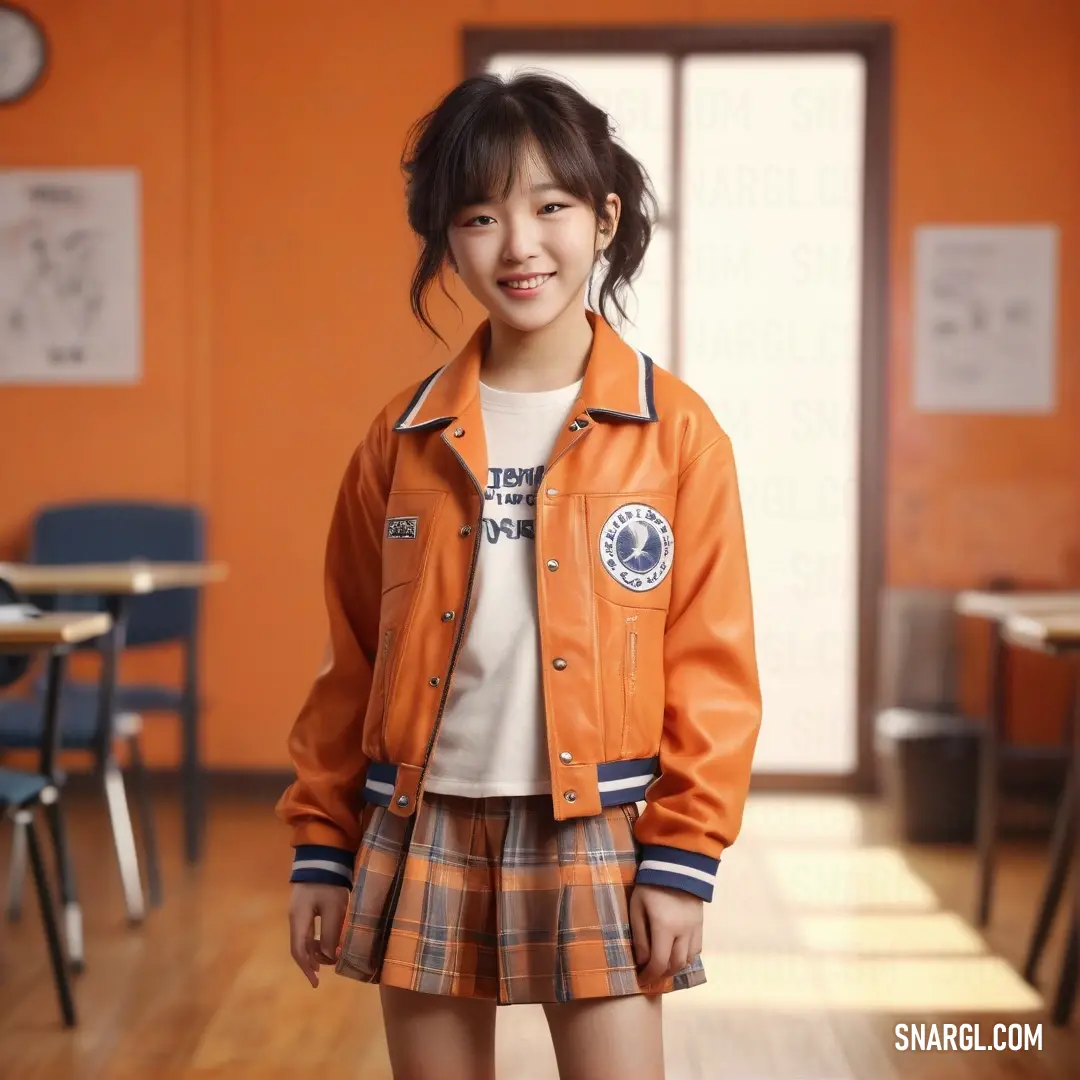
[276,312,762,902]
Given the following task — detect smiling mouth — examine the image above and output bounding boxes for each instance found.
[498,273,555,293]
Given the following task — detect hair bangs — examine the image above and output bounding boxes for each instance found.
[435,93,601,228]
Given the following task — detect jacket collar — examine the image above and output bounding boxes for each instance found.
[393,311,657,433]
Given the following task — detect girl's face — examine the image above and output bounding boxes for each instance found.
[447,151,618,335]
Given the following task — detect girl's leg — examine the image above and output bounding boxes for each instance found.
[542,993,665,1080]
[380,984,497,1080]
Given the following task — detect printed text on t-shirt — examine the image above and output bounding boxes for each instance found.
[483,464,544,543]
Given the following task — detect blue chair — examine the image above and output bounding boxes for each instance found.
[0,579,78,1026]
[1,689,149,923]
[36,500,206,864]
[8,500,209,905]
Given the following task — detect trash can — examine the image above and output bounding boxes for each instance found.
[874,707,982,843]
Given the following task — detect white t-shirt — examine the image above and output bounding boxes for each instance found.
[424,377,583,797]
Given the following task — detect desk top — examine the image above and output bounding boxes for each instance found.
[1003,611,1080,652]
[0,561,228,596]
[955,590,1080,620]
[0,610,114,652]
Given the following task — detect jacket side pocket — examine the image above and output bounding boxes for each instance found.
[621,620,638,755]
[377,628,394,755]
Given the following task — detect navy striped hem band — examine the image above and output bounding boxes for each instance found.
[635,844,719,902]
[363,760,398,807]
[290,844,354,887]
[596,756,658,805]
[361,756,659,808]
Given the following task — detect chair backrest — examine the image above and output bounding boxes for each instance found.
[29,500,206,648]
[876,587,959,712]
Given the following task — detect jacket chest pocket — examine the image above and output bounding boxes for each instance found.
[585,493,676,611]
[381,490,445,595]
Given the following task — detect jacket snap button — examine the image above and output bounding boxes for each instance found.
[560,751,573,764]
[546,559,559,572]
[441,611,455,622]
[397,794,410,808]
[552,658,567,671]
[546,488,559,498]
[563,790,577,803]
[460,525,472,537]
[453,427,465,437]
[429,676,440,687]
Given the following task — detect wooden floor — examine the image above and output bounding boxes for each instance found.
[0,789,1075,1079]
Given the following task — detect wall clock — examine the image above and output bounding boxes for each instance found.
[0,4,47,105]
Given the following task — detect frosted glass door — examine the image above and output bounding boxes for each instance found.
[680,55,866,772]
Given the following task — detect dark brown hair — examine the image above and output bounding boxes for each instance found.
[401,71,658,341]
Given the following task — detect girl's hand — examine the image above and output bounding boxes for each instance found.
[289,882,349,988]
[629,883,704,985]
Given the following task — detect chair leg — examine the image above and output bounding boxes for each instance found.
[19,809,77,1027]
[102,759,146,924]
[5,816,27,922]
[1024,765,1076,983]
[126,732,163,907]
[41,791,84,972]
[1050,915,1078,1026]
[181,652,203,865]
[975,623,1007,927]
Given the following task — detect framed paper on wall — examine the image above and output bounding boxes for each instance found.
[912,224,1058,414]
[0,168,141,384]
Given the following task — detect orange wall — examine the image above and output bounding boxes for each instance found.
[1,0,1077,768]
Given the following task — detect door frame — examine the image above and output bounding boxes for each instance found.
[463,23,892,794]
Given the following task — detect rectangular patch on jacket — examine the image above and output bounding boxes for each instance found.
[386,516,418,540]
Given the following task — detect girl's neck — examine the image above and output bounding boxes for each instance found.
[480,303,594,393]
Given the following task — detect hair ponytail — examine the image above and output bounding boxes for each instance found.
[589,139,657,329]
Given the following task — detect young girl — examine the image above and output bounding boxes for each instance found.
[277,70,762,1080]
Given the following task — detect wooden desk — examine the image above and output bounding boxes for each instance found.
[956,592,1080,927]
[0,561,228,595]
[0,611,114,652]
[1001,610,1080,1027]
[0,560,227,880]
[1005,612,1080,651]
[0,609,114,977]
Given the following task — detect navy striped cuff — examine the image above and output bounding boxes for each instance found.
[636,844,719,902]
[290,844,354,887]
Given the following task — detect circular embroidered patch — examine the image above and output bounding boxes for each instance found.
[598,503,674,592]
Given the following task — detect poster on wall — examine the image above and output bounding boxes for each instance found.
[912,224,1058,413]
[0,168,141,384]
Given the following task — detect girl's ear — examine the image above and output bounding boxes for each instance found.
[596,193,621,253]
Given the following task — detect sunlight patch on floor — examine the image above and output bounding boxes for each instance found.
[664,952,1045,1013]
[763,848,940,910]
[740,795,867,844]
[793,911,986,955]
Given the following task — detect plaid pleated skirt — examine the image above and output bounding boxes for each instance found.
[334,791,707,1004]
